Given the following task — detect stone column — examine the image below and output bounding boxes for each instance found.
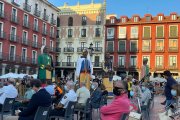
[1,63,7,75]
[61,70,64,78]
[36,68,38,75]
[14,65,19,74]
[26,67,30,75]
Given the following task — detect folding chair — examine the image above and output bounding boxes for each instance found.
[34,106,51,120]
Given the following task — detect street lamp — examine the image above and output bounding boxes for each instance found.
[88,42,94,56]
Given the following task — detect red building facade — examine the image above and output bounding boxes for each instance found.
[0,0,58,75]
[106,13,180,79]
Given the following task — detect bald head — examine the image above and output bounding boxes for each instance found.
[66,80,75,90]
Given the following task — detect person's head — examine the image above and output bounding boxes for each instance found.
[171,84,180,97]
[113,80,128,96]
[7,78,15,86]
[43,47,48,54]
[65,80,75,91]
[46,80,52,85]
[141,82,148,92]
[163,70,172,79]
[143,58,148,65]
[133,80,139,86]
[91,81,98,90]
[82,49,88,57]
[127,75,132,82]
[30,79,41,92]
[100,84,106,90]
[80,82,86,88]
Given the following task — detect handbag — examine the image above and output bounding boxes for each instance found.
[128,112,141,120]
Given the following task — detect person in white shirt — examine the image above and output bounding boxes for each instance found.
[45,80,55,95]
[141,82,151,105]
[49,80,77,117]
[0,78,18,110]
[75,82,90,120]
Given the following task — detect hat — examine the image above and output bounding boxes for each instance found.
[163,70,172,77]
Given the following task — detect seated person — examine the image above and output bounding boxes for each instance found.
[5,79,52,120]
[100,80,130,120]
[49,81,77,118]
[52,83,63,104]
[141,82,151,105]
[45,80,55,95]
[90,81,102,109]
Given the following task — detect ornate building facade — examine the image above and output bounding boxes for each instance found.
[56,1,106,79]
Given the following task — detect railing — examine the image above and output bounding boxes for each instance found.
[68,34,72,38]
[32,58,37,65]
[169,66,178,70]
[64,47,74,53]
[56,48,61,52]
[107,49,114,53]
[23,3,31,12]
[49,47,56,52]
[9,34,19,42]
[22,38,30,46]
[50,32,55,38]
[77,47,87,52]
[33,25,39,32]
[62,62,74,67]
[96,21,101,25]
[169,47,178,52]
[0,31,6,39]
[0,10,5,18]
[21,57,31,64]
[92,62,102,67]
[43,13,49,21]
[142,47,151,52]
[32,42,38,48]
[93,47,102,52]
[10,14,19,24]
[42,29,47,35]
[130,48,138,53]
[155,47,164,52]
[155,65,164,70]
[51,18,56,25]
[34,9,41,17]
[23,21,30,28]
[118,49,126,53]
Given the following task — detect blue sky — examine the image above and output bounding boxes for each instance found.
[48,0,180,17]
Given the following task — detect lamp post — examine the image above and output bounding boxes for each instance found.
[88,43,94,61]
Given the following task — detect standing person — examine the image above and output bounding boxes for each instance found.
[163,70,177,108]
[38,46,53,84]
[127,75,133,98]
[76,49,93,89]
[140,58,149,81]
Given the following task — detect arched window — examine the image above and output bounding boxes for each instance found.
[68,17,73,26]
[82,16,87,25]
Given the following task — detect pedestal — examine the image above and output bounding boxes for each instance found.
[103,77,113,97]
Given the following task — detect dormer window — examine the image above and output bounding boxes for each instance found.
[146,16,151,22]
[171,14,177,20]
[134,17,138,22]
[111,18,115,24]
[122,18,126,23]
[158,16,163,21]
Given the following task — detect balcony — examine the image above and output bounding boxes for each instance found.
[64,47,74,53]
[0,31,6,39]
[95,33,101,37]
[42,29,47,36]
[130,48,138,53]
[155,47,164,52]
[129,65,138,70]
[10,15,19,24]
[23,21,30,28]
[23,3,31,12]
[77,47,87,53]
[32,41,39,48]
[93,47,102,53]
[118,49,126,53]
[43,13,49,21]
[51,18,56,25]
[49,47,56,52]
[169,47,178,52]
[93,62,102,67]
[96,21,101,25]
[130,35,138,39]
[68,34,72,38]
[33,25,39,32]
[21,57,30,64]
[169,65,178,70]
[155,65,164,70]
[142,47,151,52]
[31,58,37,65]
[56,48,61,52]
[9,34,19,42]
[62,62,74,67]
[34,9,41,17]
[11,0,20,6]
[0,10,5,19]
[22,38,30,46]
[107,49,114,53]
[50,32,55,38]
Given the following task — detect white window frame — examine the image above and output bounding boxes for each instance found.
[12,7,17,16]
[42,37,46,46]
[0,21,3,32]
[121,18,126,23]
[130,40,138,52]
[118,55,125,66]
[155,55,163,67]
[142,40,151,51]
[9,45,16,60]
[111,18,115,24]
[21,47,27,61]
[169,55,177,67]
[118,27,126,38]
[34,18,38,27]
[33,34,38,42]
[10,26,17,35]
[50,26,54,34]
[134,17,138,22]
[43,22,47,31]
[169,25,178,37]
[23,13,29,22]
[0,1,4,11]
[118,40,126,52]
[32,50,37,64]
[156,39,164,51]
[158,16,163,21]
[142,55,150,66]
[143,26,151,38]
[96,15,101,22]
[22,30,28,40]
[107,41,114,51]
[131,26,138,38]
[50,40,53,48]
[107,28,115,39]
[156,25,164,38]
[169,39,178,49]
[130,55,137,67]
[171,15,177,20]
[0,42,2,53]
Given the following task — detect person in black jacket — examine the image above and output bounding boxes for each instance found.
[5,80,52,120]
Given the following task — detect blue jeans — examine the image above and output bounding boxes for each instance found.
[165,99,175,110]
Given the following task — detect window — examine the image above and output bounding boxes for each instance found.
[169,39,178,51]
[110,18,115,24]
[169,56,177,68]
[12,8,17,16]
[34,18,38,31]
[95,42,100,48]
[67,56,71,66]
[0,2,4,17]
[23,14,28,26]
[68,29,73,38]
[0,22,3,38]
[0,42,2,58]
[131,26,138,38]
[107,28,114,39]
[33,35,37,42]
[169,25,178,37]
[42,38,46,46]
[118,40,126,52]
[130,40,138,52]
[81,42,86,48]
[146,16,151,21]
[96,16,101,25]
[130,56,137,67]
[9,45,16,61]
[22,31,28,42]
[67,42,72,48]
[158,16,163,21]
[107,41,114,52]
[35,3,38,10]
[32,50,37,64]
[156,39,164,51]
[50,26,54,37]
[68,17,73,26]
[33,34,38,47]
[119,27,126,38]
[25,0,28,4]
[142,56,150,66]
[118,56,125,67]
[57,17,60,27]
[21,48,27,62]
[143,26,151,38]
[156,56,163,68]
[56,30,59,38]
[50,40,53,49]
[142,40,151,52]
[171,15,176,20]
[81,29,86,37]
[43,23,47,34]
[134,17,138,22]
[11,8,17,22]
[156,26,164,38]
[95,28,101,37]
[121,18,126,23]
[10,27,16,41]
[82,16,87,25]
